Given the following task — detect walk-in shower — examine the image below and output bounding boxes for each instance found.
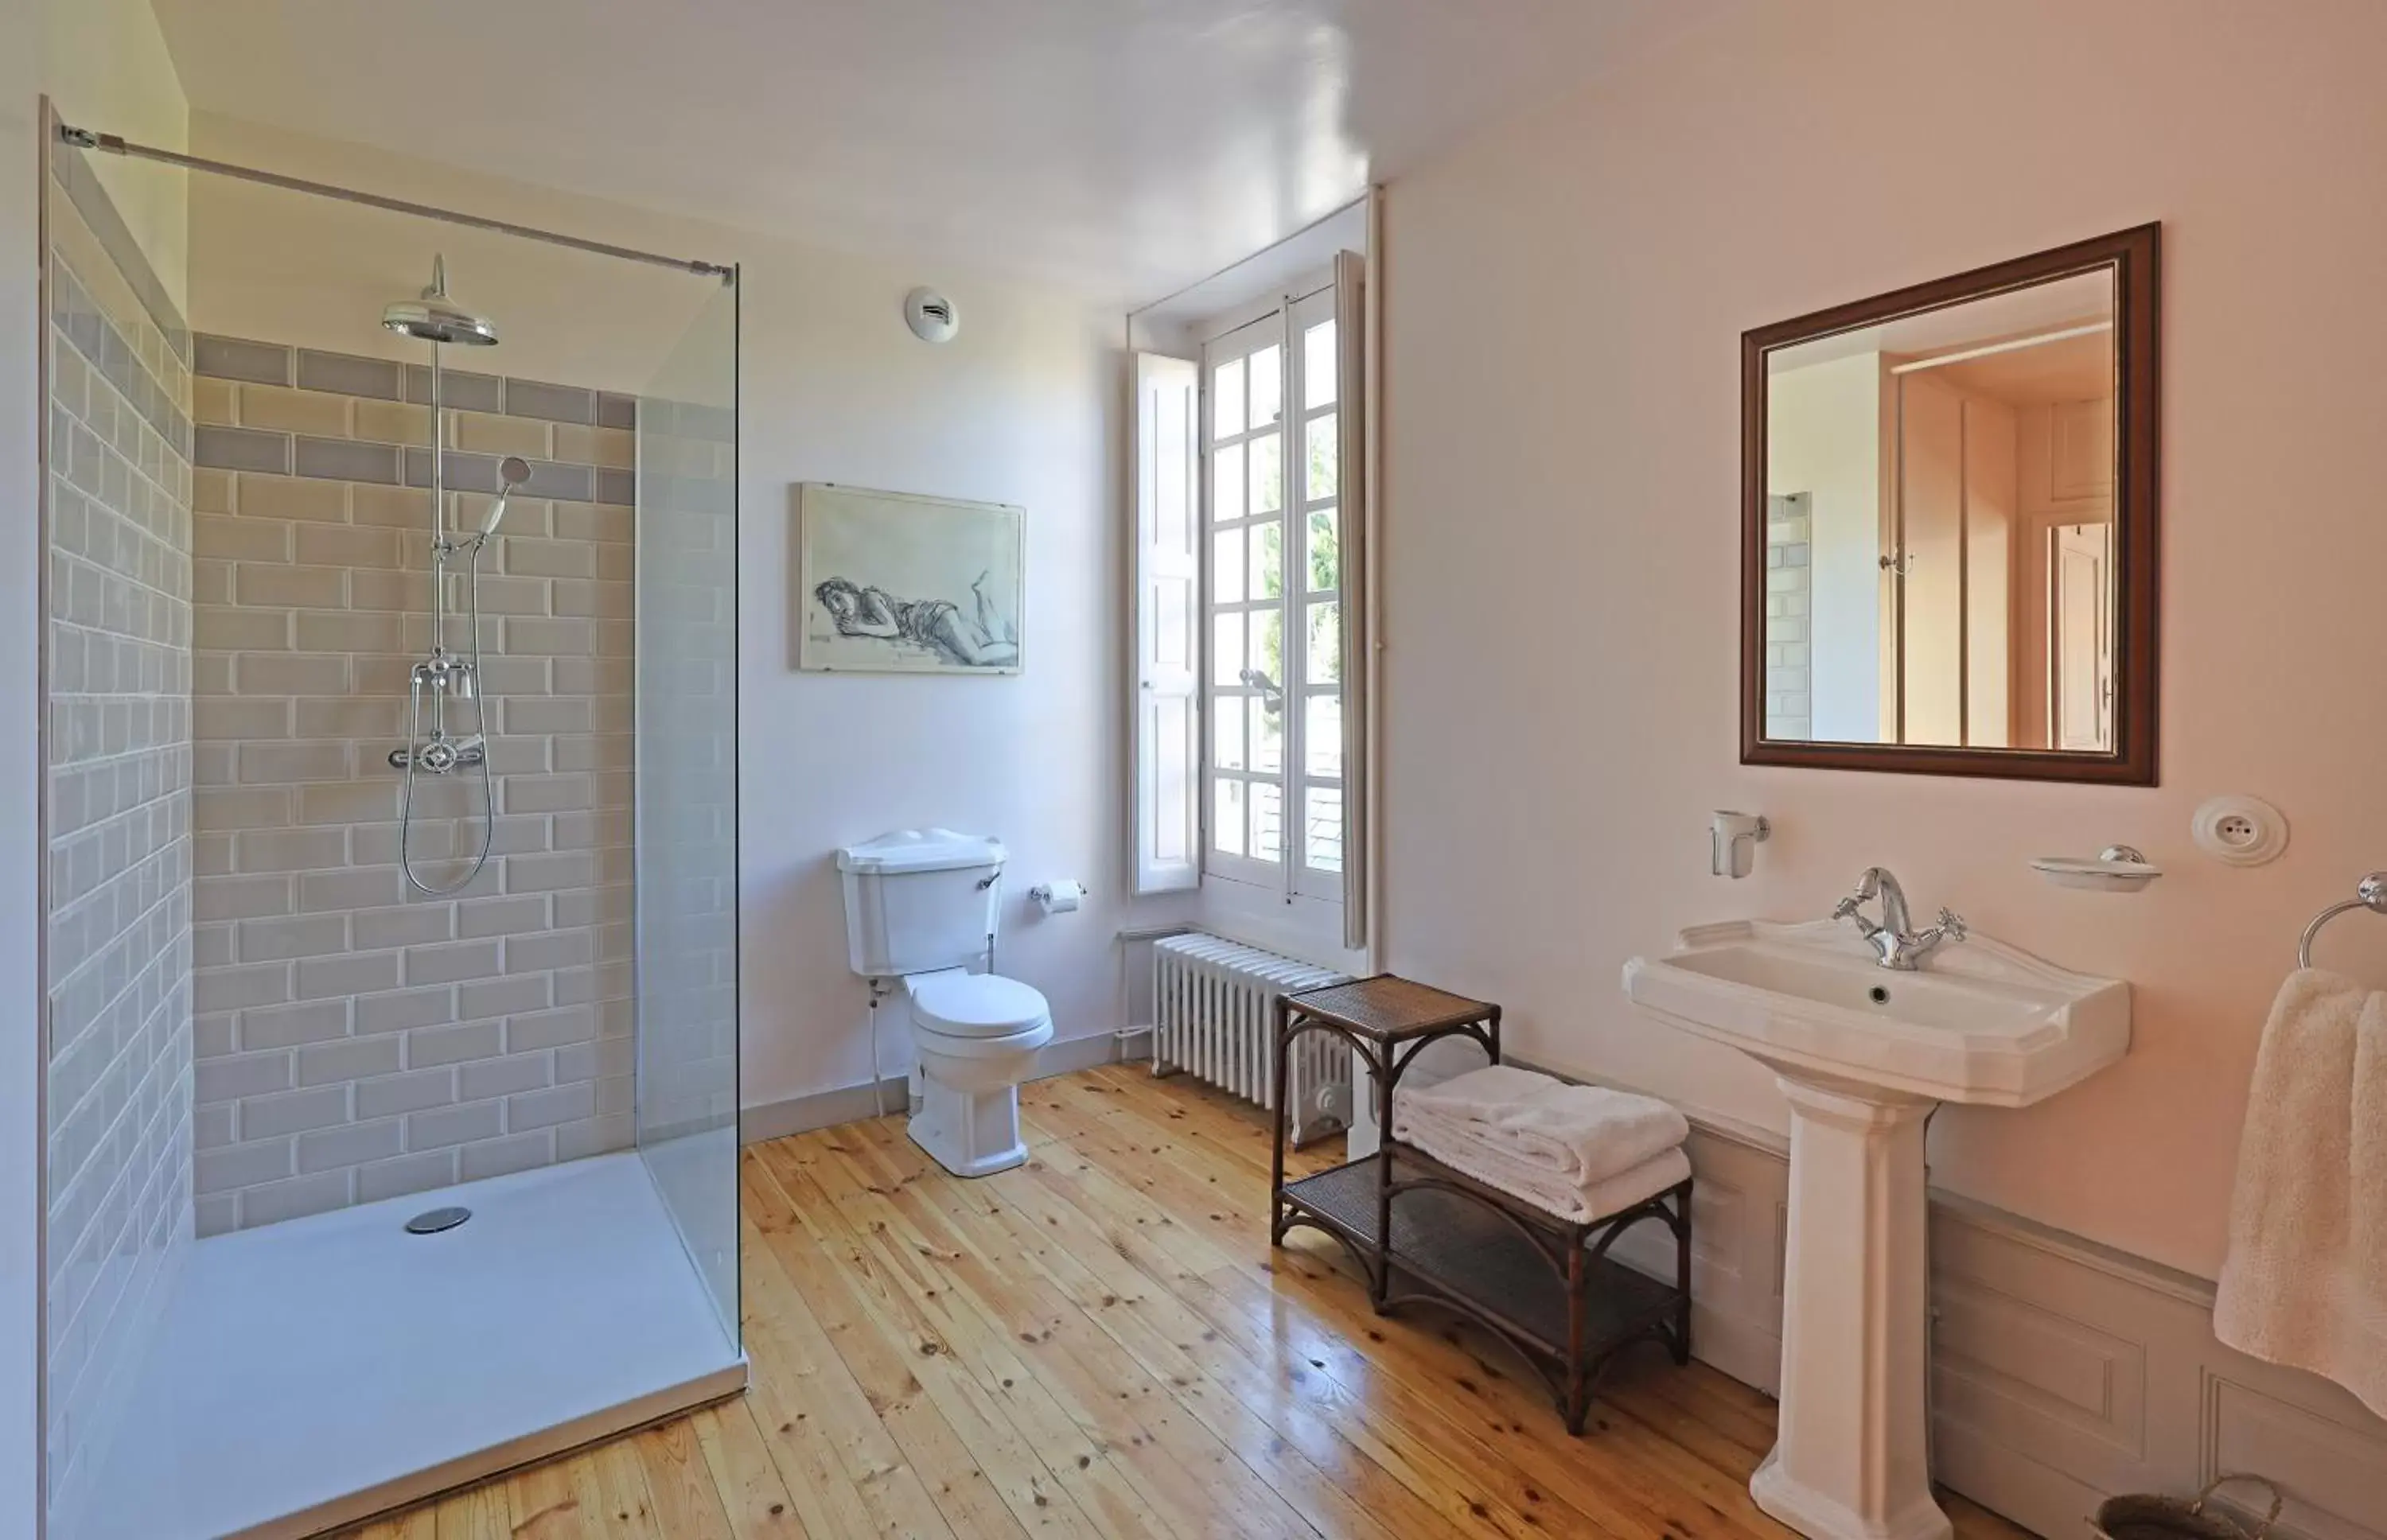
[39,115,743,1540]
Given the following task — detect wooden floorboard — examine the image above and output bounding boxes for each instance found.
[330,1067,2040,1540]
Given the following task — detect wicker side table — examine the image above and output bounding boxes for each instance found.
[1269,974,1692,1434]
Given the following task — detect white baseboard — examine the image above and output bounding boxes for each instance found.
[739,1030,1145,1145]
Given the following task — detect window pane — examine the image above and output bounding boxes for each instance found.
[1248,432,1282,515]
[1252,780,1282,863]
[1249,519,1281,601]
[1213,695,1245,771]
[1305,601,1340,685]
[1211,611,1244,680]
[1306,507,1338,593]
[1248,344,1281,428]
[1212,442,1244,523]
[1306,413,1337,501]
[1253,608,1283,693]
[1305,694,1341,778]
[1213,779,1245,857]
[1211,359,1243,442]
[1211,527,1244,605]
[1304,320,1338,409]
[1249,696,1282,774]
[1304,785,1343,873]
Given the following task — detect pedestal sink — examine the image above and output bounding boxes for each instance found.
[1622,918,2129,1540]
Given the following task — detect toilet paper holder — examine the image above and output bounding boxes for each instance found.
[1028,881,1088,912]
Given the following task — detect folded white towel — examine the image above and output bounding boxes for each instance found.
[1396,1063,1552,1122]
[1398,1065,1690,1188]
[2213,970,2387,1419]
[1394,1110,1692,1224]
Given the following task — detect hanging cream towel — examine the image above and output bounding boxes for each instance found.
[2212,969,2387,1418]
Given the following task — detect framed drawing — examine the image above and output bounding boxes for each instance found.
[796,483,1025,675]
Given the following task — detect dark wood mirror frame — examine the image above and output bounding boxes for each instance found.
[1740,224,2160,784]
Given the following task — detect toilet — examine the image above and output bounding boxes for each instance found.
[837,829,1053,1177]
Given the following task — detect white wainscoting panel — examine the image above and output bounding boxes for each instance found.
[1603,1110,2387,1540]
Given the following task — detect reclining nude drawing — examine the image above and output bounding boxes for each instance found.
[797,483,1026,675]
[812,571,1018,669]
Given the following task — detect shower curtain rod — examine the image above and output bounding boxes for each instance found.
[57,122,737,282]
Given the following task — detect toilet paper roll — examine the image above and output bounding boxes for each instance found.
[1033,880,1084,915]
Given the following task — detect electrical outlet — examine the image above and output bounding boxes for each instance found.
[2191,795,2288,867]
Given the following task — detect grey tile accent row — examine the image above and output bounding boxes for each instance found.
[404,449,593,503]
[194,335,292,387]
[49,130,191,364]
[403,363,504,415]
[295,349,403,401]
[201,335,641,438]
[504,378,594,426]
[644,397,733,444]
[196,426,293,476]
[197,433,624,498]
[297,437,402,486]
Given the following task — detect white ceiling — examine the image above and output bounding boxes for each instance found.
[150,0,1708,303]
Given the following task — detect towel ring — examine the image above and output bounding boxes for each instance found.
[2296,872,2387,967]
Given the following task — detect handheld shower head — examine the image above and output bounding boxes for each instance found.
[480,456,533,536]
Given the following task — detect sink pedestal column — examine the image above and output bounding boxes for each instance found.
[1752,1075,1951,1540]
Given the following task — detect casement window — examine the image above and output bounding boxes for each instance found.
[1133,254,1369,949]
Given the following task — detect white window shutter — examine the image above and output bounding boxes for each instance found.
[1132,352,1201,895]
[1333,251,1370,948]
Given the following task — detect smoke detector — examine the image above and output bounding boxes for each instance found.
[904,287,958,344]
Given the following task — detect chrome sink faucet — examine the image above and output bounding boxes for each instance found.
[1832,866,1967,971]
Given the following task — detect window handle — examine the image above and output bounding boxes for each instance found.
[1239,668,1284,711]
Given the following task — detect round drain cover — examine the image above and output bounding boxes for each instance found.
[404,1206,471,1235]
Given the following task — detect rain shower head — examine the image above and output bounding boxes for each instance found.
[480,456,533,537]
[383,255,498,346]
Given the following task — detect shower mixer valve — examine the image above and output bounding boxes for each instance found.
[387,736,485,774]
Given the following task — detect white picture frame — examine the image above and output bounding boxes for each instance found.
[796,483,1026,675]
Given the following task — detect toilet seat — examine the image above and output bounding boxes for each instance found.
[909,974,1051,1040]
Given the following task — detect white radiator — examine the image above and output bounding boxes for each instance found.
[1151,934,1352,1145]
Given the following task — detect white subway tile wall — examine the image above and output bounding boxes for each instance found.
[44,141,197,1520]
[189,332,639,1234]
[1763,492,1813,740]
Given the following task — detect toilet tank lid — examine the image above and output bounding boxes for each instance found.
[837,828,1007,876]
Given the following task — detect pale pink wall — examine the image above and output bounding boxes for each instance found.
[1378,0,2387,1278]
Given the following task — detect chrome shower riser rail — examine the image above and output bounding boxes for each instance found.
[399,535,499,897]
[56,122,736,282]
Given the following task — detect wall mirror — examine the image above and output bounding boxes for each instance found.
[1742,226,2159,783]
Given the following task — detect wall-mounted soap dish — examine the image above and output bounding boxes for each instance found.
[2031,846,2162,893]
